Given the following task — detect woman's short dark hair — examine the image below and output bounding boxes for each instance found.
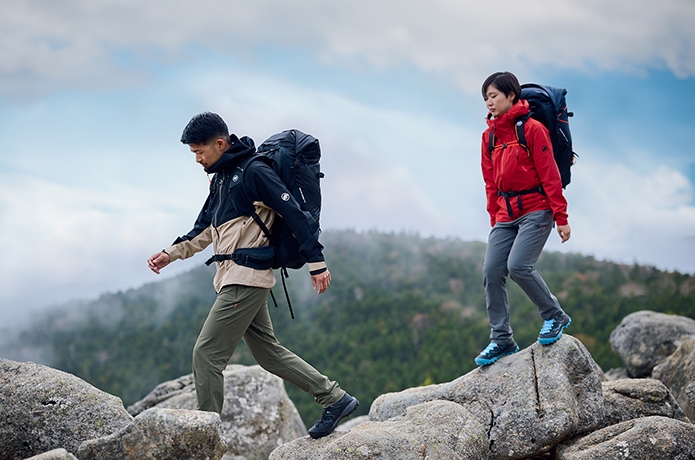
[180,112,229,145]
[482,72,521,104]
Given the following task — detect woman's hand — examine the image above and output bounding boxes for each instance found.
[557,224,571,243]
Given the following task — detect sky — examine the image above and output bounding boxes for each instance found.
[0,0,694,326]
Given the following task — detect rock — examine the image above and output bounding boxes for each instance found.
[609,311,695,377]
[77,408,226,460]
[557,416,695,460]
[0,359,133,460]
[370,335,603,460]
[22,449,77,460]
[126,373,194,416]
[688,383,695,415]
[603,368,628,381]
[128,364,306,460]
[600,379,689,429]
[335,415,370,432]
[221,453,249,460]
[269,400,488,460]
[652,336,695,422]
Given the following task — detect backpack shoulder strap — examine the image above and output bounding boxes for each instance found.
[515,115,529,152]
[487,131,496,155]
[237,155,274,240]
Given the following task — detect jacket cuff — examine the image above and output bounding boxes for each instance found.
[163,245,181,262]
[555,217,569,226]
[308,261,327,275]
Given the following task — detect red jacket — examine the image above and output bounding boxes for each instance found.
[481,100,569,227]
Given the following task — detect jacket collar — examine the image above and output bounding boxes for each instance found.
[205,134,256,174]
[486,99,530,132]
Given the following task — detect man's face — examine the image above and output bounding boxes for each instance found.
[189,138,226,169]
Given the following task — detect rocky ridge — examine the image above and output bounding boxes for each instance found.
[0,309,694,459]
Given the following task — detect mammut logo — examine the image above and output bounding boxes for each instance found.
[281,192,290,201]
[232,174,239,182]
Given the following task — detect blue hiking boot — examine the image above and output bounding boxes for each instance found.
[475,341,519,366]
[308,392,359,439]
[538,314,572,345]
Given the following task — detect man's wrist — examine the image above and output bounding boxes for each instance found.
[308,261,327,275]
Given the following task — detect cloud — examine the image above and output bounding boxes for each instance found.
[545,156,695,273]
[1,0,693,99]
[188,68,490,238]
[0,173,209,322]
[0,65,488,320]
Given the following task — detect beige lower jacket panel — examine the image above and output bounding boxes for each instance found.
[165,203,277,291]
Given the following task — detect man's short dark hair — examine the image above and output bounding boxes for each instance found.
[482,72,521,104]
[180,112,230,145]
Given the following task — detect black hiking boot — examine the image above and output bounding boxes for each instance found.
[308,392,359,439]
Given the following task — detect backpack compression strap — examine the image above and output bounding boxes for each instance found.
[486,114,531,155]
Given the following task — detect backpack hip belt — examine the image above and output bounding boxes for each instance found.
[497,185,545,218]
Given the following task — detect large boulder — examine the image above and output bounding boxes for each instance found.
[600,378,689,429]
[23,450,77,460]
[609,311,695,377]
[652,336,695,422]
[370,335,604,460]
[77,408,227,460]
[269,400,488,460]
[0,359,133,460]
[128,364,306,460]
[557,416,695,460]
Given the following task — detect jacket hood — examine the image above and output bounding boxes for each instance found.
[205,134,256,174]
[486,99,530,131]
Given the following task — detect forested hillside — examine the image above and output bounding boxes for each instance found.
[8,230,695,426]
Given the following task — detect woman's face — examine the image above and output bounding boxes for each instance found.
[485,84,515,119]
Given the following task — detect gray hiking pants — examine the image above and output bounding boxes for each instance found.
[192,284,344,414]
[483,209,565,344]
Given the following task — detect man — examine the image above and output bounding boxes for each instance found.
[147,112,358,439]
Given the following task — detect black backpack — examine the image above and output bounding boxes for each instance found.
[488,83,576,188]
[237,129,324,317]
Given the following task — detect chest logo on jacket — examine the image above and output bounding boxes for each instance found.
[232,174,239,182]
[281,192,290,201]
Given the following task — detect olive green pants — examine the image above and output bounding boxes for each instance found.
[192,284,345,414]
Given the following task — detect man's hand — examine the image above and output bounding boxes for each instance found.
[148,251,171,274]
[557,224,571,243]
[311,269,331,295]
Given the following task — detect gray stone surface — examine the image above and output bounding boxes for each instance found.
[609,310,695,377]
[128,364,306,460]
[370,335,604,460]
[335,415,370,432]
[603,367,628,381]
[0,359,133,460]
[557,416,695,460]
[126,373,195,416]
[270,400,488,460]
[77,408,227,460]
[652,336,695,422]
[23,449,77,460]
[600,378,689,429]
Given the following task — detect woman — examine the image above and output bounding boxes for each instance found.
[475,71,572,366]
